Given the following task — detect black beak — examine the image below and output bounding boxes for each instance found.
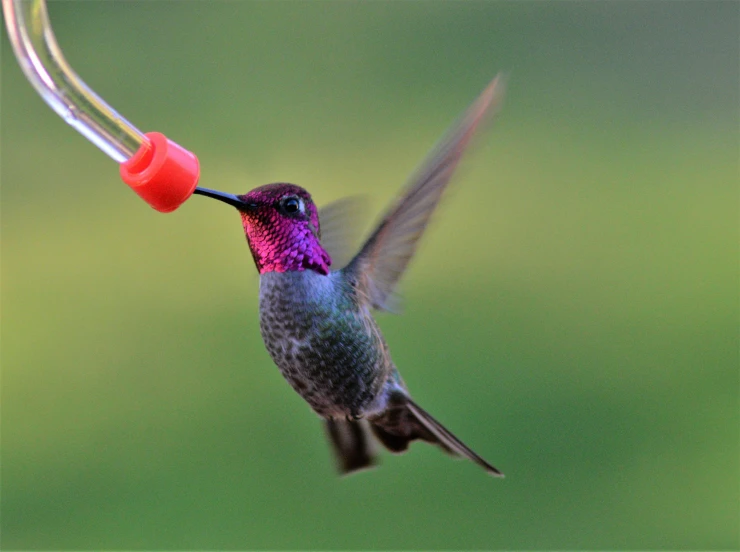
[193,187,253,209]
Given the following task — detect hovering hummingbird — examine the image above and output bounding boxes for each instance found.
[194,75,505,476]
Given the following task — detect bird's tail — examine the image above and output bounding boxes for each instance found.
[369,393,504,477]
[324,393,503,477]
[324,418,378,475]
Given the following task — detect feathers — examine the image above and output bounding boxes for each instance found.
[324,394,503,477]
[318,196,369,270]
[324,418,378,475]
[368,392,504,477]
[404,397,503,477]
[344,75,506,311]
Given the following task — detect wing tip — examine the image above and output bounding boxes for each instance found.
[476,72,508,123]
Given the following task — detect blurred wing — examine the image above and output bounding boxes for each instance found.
[319,196,369,270]
[344,74,506,311]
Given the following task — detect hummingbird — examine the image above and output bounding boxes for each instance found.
[193,75,505,476]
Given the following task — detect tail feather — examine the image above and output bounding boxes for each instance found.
[323,395,503,477]
[368,393,504,477]
[369,423,411,453]
[324,418,378,475]
[405,398,504,477]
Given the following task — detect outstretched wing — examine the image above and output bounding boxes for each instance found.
[343,74,506,311]
[318,196,369,271]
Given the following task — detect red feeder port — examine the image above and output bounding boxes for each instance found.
[120,132,200,213]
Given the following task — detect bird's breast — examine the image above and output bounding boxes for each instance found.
[258,270,390,417]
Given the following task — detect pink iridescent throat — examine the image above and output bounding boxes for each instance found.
[240,210,332,275]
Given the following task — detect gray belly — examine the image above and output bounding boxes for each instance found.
[258,271,389,418]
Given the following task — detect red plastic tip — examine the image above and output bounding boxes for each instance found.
[119,132,200,213]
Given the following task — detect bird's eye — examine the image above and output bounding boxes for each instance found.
[281,197,302,214]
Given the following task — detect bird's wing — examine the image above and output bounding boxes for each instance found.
[343,74,506,311]
[318,196,369,270]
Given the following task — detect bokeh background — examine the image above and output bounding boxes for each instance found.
[2,1,737,549]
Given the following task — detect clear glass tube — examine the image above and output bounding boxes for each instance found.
[3,0,146,163]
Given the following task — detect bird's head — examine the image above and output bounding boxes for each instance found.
[194,183,331,275]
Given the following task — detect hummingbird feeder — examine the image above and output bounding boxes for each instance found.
[2,0,200,212]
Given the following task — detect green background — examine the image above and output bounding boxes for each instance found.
[2,1,737,549]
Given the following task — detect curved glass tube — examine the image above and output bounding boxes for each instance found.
[3,0,145,162]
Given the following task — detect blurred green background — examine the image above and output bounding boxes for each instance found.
[2,1,737,549]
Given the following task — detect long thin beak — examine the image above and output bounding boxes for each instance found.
[193,187,249,209]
